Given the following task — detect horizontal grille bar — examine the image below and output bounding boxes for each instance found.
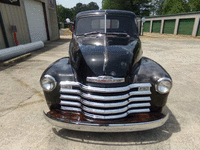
[60,103,150,115]
[60,97,151,108]
[60,81,151,93]
[60,106,81,112]
[84,109,150,120]
[60,91,151,101]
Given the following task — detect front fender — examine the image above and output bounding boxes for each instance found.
[40,57,76,109]
[132,57,172,108]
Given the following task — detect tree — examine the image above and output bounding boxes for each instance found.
[163,0,190,15]
[189,0,200,11]
[102,0,152,16]
[71,2,99,18]
[57,5,73,23]
[87,2,99,10]
[151,0,165,15]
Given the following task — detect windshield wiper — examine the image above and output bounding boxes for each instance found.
[107,32,128,36]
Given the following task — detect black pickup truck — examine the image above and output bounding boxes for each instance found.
[40,10,172,132]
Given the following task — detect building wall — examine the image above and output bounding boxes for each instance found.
[0,0,31,48]
[40,0,59,41]
[0,0,59,49]
[48,3,60,41]
[142,12,200,37]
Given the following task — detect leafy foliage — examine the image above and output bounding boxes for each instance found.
[57,2,99,23]
[163,0,190,15]
[57,5,73,23]
[188,0,200,11]
[102,0,152,16]
[71,2,99,18]
[102,0,199,16]
[151,0,165,15]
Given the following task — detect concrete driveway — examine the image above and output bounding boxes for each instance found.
[0,34,200,150]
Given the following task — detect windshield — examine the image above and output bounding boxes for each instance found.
[76,15,138,37]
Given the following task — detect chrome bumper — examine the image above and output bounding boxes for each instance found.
[43,109,169,132]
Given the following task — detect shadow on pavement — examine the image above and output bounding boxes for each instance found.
[0,38,71,71]
[53,107,180,146]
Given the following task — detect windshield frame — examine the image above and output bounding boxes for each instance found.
[75,12,138,37]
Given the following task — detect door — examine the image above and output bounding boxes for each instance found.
[24,0,47,42]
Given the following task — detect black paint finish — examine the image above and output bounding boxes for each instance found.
[40,10,172,117]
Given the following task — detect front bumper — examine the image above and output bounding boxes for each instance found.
[43,108,169,132]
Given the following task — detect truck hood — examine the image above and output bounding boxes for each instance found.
[77,36,141,77]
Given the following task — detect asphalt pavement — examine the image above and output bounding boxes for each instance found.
[0,34,200,150]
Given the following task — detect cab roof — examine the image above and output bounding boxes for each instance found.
[76,10,137,19]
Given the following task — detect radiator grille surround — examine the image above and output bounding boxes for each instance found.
[59,81,152,120]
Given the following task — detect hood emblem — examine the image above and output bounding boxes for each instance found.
[87,76,125,84]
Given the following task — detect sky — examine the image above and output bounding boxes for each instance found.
[56,0,102,9]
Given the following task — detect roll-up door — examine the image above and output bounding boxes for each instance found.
[197,19,200,36]
[24,0,47,42]
[152,20,161,33]
[163,19,176,34]
[143,21,150,32]
[178,18,195,35]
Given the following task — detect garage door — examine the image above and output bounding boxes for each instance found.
[143,21,150,32]
[163,19,175,34]
[178,18,195,35]
[197,19,200,36]
[152,20,161,33]
[24,0,47,42]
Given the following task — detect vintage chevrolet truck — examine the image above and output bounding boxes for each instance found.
[40,10,172,132]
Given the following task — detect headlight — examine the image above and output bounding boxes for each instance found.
[155,78,172,94]
[40,75,57,91]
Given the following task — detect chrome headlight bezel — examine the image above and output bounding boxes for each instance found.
[40,75,57,92]
[155,78,172,94]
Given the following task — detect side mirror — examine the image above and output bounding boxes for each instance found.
[66,18,71,23]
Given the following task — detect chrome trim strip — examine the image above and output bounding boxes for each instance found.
[86,76,125,84]
[60,106,81,112]
[81,97,151,108]
[82,99,129,108]
[81,93,129,101]
[60,89,81,95]
[129,97,151,102]
[60,81,152,93]
[60,101,81,107]
[60,102,150,114]
[60,95,81,101]
[44,111,169,132]
[130,91,151,96]
[60,91,151,101]
[84,111,127,120]
[84,108,150,119]
[82,103,150,115]
[83,106,128,114]
[60,105,150,119]
[128,103,151,108]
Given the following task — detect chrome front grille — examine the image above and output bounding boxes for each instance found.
[59,81,152,120]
